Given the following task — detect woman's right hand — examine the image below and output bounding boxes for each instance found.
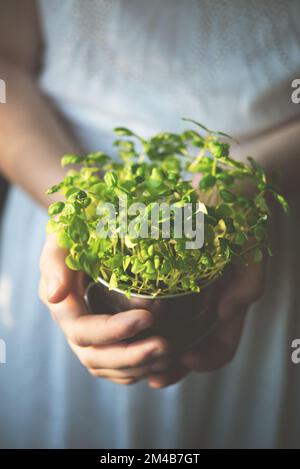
[39,235,170,385]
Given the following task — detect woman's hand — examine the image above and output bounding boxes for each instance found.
[39,235,170,385]
[39,236,265,388]
[147,260,266,388]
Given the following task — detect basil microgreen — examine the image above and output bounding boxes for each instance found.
[47,119,288,297]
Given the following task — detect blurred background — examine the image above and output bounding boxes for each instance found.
[0,0,300,450]
[0,176,8,216]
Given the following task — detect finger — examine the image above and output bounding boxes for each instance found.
[180,312,246,372]
[147,364,189,389]
[71,336,170,369]
[218,262,266,321]
[88,357,171,380]
[67,309,154,347]
[62,305,154,346]
[41,273,156,346]
[39,234,74,303]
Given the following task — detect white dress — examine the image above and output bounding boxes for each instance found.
[1,0,300,448]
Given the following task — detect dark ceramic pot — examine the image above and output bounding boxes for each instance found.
[84,268,231,353]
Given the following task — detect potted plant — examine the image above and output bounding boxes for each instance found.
[46,119,288,351]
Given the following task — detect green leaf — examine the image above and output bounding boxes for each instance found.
[89,182,106,196]
[82,197,91,208]
[124,235,137,249]
[149,168,164,188]
[48,201,65,216]
[253,247,263,263]
[181,118,211,133]
[215,131,239,144]
[247,156,264,176]
[234,231,248,246]
[199,175,216,190]
[160,259,171,274]
[204,224,215,244]
[200,253,214,267]
[63,203,76,217]
[224,217,235,233]
[66,187,81,199]
[109,272,118,290]
[147,245,155,257]
[114,127,136,137]
[271,191,289,213]
[219,189,237,203]
[81,254,99,280]
[219,238,231,259]
[216,204,232,219]
[61,154,84,167]
[182,118,239,143]
[187,157,213,173]
[65,254,80,271]
[131,259,145,274]
[104,171,118,188]
[85,152,110,165]
[217,172,234,185]
[145,260,156,274]
[123,255,131,270]
[209,142,230,158]
[46,182,63,195]
[68,216,89,243]
[254,225,265,242]
[57,230,72,249]
[105,253,123,269]
[154,255,160,269]
[113,139,135,150]
[255,193,270,215]
[182,130,204,147]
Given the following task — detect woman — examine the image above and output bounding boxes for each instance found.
[0,0,300,448]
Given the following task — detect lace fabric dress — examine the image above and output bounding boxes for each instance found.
[0,0,300,448]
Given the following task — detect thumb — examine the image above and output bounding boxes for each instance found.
[39,234,74,303]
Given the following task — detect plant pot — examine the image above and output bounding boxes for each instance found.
[84,268,232,353]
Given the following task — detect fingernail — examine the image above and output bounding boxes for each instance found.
[148,379,164,389]
[47,276,61,299]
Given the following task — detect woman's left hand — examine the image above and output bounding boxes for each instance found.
[146,260,266,388]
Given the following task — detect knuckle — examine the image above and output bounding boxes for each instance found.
[107,310,153,342]
[128,352,145,368]
[110,319,135,342]
[69,330,85,347]
[69,320,88,347]
[128,338,170,368]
